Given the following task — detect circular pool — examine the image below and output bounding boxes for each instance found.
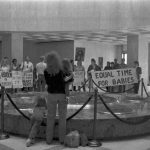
[1,92,150,140]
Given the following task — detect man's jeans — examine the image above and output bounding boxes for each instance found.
[46,93,67,144]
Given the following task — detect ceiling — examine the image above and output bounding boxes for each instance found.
[22,27,150,45]
[23,31,127,45]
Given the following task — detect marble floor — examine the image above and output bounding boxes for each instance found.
[0,135,150,150]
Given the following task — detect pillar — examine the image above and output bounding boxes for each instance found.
[127,34,149,96]
[1,33,23,64]
[138,35,149,86]
[115,45,123,64]
[127,34,139,67]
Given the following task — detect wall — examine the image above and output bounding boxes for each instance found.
[23,40,74,66]
[0,41,2,61]
[74,40,117,73]
[127,35,139,67]
[1,1,150,32]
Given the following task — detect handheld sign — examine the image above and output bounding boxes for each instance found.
[22,72,33,87]
[0,72,12,88]
[73,71,85,86]
[12,71,23,88]
[92,68,138,87]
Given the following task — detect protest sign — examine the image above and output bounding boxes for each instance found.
[12,71,23,88]
[73,71,85,86]
[22,72,33,87]
[0,72,12,88]
[92,68,138,87]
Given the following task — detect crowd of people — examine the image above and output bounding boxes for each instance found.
[0,55,142,94]
[0,53,142,147]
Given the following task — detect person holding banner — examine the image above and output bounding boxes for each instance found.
[11,59,20,71]
[21,56,33,73]
[21,56,33,92]
[120,58,127,92]
[104,62,111,92]
[36,56,47,92]
[44,51,72,145]
[0,57,10,72]
[134,61,142,94]
[87,58,101,92]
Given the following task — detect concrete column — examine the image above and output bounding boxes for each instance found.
[127,34,139,67]
[1,34,12,60]
[138,35,149,86]
[1,33,23,64]
[115,45,123,64]
[127,34,150,95]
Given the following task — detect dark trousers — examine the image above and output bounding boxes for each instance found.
[37,74,46,92]
[134,82,140,94]
[46,94,67,144]
[28,117,42,139]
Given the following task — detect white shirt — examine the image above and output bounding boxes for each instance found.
[36,62,47,75]
[21,61,33,72]
[1,65,10,72]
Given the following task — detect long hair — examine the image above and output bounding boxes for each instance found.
[45,51,62,75]
[62,58,72,74]
[34,95,47,108]
[1,57,9,67]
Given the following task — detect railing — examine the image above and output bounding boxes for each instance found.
[0,78,150,147]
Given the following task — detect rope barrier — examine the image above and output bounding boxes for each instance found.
[5,90,93,125]
[142,82,150,97]
[92,79,135,94]
[98,95,150,125]
[66,94,93,121]
[5,92,30,120]
[76,79,89,92]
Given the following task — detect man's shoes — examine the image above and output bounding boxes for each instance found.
[26,138,35,147]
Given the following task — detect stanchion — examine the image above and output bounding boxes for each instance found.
[0,86,9,140]
[88,88,102,147]
[141,78,144,98]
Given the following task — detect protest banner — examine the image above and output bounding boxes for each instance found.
[92,68,138,87]
[22,72,33,87]
[73,71,85,86]
[0,72,12,88]
[12,71,23,88]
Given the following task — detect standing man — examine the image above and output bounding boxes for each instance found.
[114,58,120,69]
[87,58,101,92]
[104,62,111,92]
[120,58,127,92]
[36,56,47,92]
[134,61,142,94]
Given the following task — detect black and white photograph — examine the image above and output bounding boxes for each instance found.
[0,0,150,150]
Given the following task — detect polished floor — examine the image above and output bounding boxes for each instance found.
[0,135,150,150]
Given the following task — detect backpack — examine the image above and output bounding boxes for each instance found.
[64,130,80,148]
[80,133,88,147]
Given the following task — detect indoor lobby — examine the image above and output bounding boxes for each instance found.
[1,0,150,150]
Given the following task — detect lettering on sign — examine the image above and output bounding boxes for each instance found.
[12,71,23,88]
[0,72,12,88]
[22,73,33,87]
[73,71,85,86]
[92,68,138,87]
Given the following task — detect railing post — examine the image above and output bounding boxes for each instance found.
[141,78,144,98]
[0,86,9,140]
[88,88,102,147]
